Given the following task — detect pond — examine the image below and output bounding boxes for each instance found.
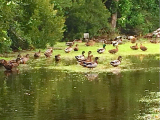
[0,54,159,120]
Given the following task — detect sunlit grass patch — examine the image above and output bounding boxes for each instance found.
[0,41,159,73]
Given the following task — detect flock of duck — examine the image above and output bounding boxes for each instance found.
[0,35,155,72]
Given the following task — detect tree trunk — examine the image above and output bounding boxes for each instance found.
[111,0,119,31]
[111,12,117,30]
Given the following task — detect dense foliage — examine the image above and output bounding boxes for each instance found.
[105,0,159,35]
[0,0,159,52]
[0,1,14,52]
[63,0,110,40]
[1,0,65,52]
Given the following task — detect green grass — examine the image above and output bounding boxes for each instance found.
[0,40,159,72]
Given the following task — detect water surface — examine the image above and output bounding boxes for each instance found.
[0,54,159,120]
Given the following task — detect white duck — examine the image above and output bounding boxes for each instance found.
[110,56,122,67]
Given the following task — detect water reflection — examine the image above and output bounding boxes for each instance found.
[109,67,122,75]
[85,73,99,81]
[0,54,159,120]
[4,70,19,77]
[137,91,160,120]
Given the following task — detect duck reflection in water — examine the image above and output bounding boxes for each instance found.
[110,67,122,75]
[85,72,99,81]
[4,69,19,76]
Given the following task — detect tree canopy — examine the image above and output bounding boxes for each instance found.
[0,0,159,52]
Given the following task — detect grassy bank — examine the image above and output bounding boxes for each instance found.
[0,40,159,73]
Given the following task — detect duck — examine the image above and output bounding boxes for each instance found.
[80,55,94,66]
[74,39,82,43]
[150,40,158,43]
[108,46,118,54]
[75,51,85,61]
[128,35,137,43]
[34,50,41,58]
[85,40,95,46]
[104,40,112,44]
[6,54,23,65]
[140,43,147,51]
[44,47,53,57]
[1,58,21,71]
[97,44,106,54]
[20,54,30,64]
[130,43,138,50]
[74,44,79,51]
[112,41,118,47]
[55,54,61,62]
[8,53,22,64]
[110,56,122,67]
[82,57,99,69]
[114,36,122,40]
[79,51,92,65]
[0,59,6,67]
[17,53,22,59]
[66,41,75,46]
[64,46,73,53]
[84,51,92,62]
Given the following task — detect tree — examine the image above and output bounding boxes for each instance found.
[27,0,65,48]
[105,0,159,35]
[6,0,65,50]
[0,0,15,52]
[63,0,110,40]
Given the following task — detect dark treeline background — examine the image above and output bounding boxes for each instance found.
[0,0,159,52]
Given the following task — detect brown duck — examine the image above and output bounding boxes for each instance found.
[55,54,61,62]
[20,54,30,64]
[140,43,147,51]
[85,51,93,62]
[34,50,41,58]
[79,51,92,65]
[1,59,20,71]
[0,59,6,67]
[44,47,53,57]
[8,53,22,64]
[108,46,118,54]
[128,35,137,43]
[130,43,138,50]
[74,44,79,51]
[150,40,158,44]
